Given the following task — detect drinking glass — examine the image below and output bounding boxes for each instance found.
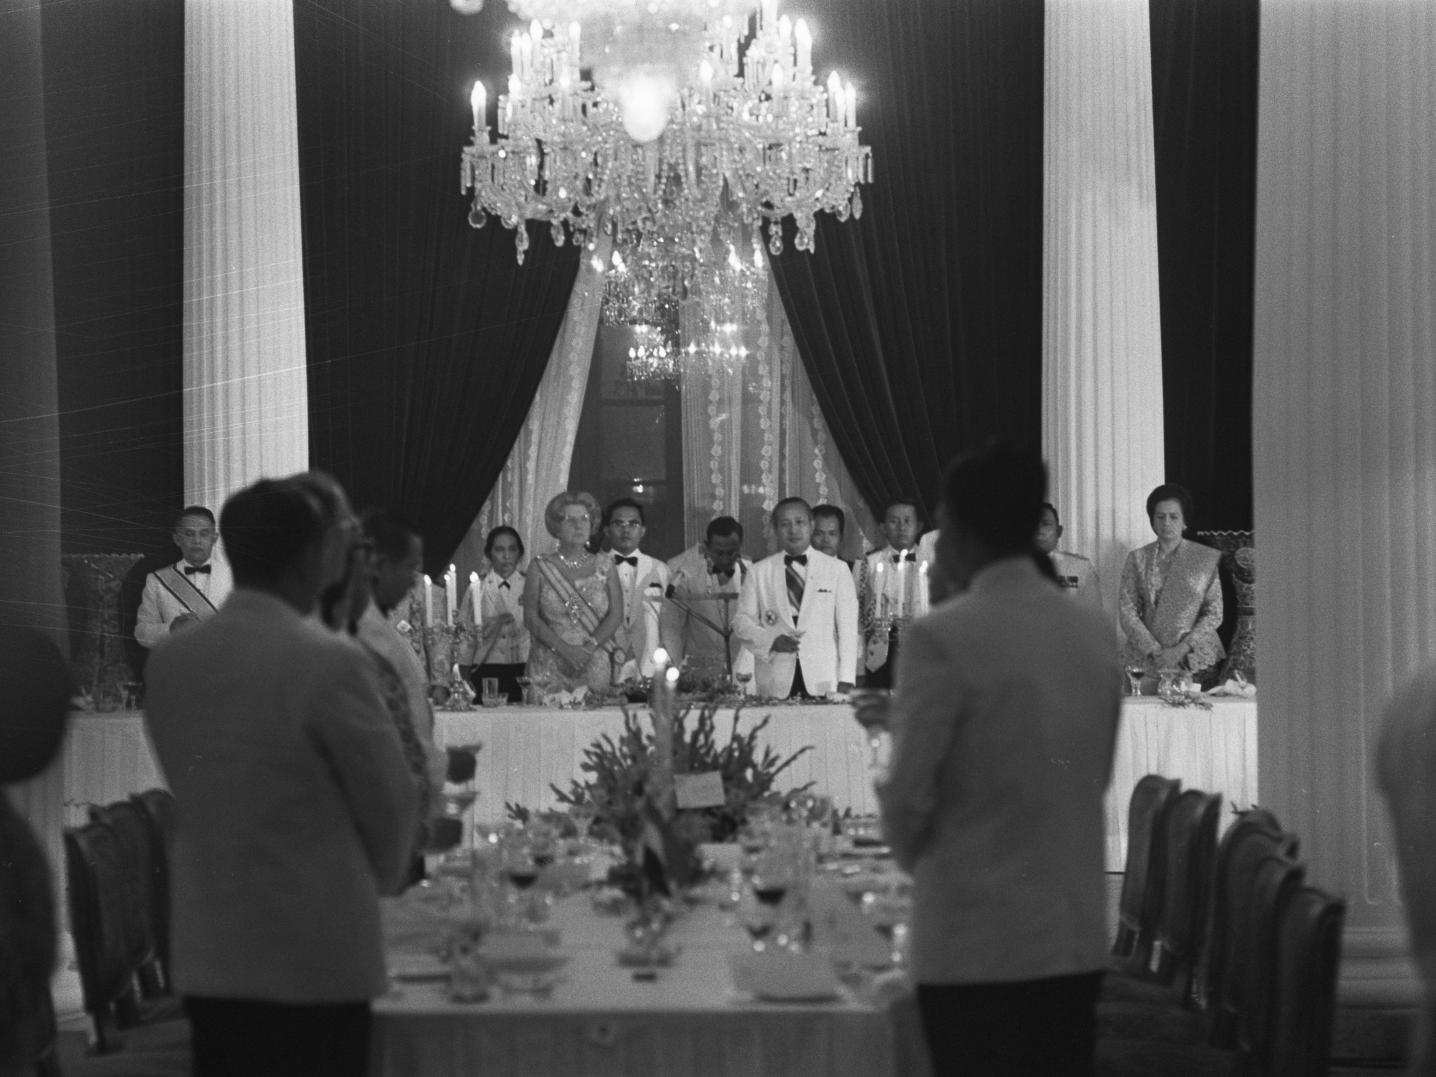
[739,888,777,952]
[481,677,502,707]
[515,676,533,706]
[1124,666,1146,697]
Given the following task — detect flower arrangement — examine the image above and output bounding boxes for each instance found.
[549,701,814,847]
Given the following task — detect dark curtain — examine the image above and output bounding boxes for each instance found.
[766,0,1044,526]
[295,0,581,574]
[43,0,186,555]
[1150,0,1259,532]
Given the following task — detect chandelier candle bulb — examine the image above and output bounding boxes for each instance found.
[470,572,482,629]
[845,82,856,129]
[827,71,842,124]
[760,0,777,31]
[470,81,486,138]
[794,18,811,74]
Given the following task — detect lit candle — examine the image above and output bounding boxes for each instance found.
[917,560,930,617]
[794,19,812,73]
[895,557,908,618]
[469,571,482,628]
[827,71,843,125]
[778,14,792,44]
[511,32,524,83]
[422,574,433,627]
[873,559,886,621]
[445,565,458,626]
[568,20,580,57]
[760,0,778,31]
[470,81,486,138]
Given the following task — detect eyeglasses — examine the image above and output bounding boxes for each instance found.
[176,529,215,540]
[608,519,642,530]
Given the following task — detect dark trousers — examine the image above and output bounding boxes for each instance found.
[916,972,1102,1077]
[186,996,371,1077]
[787,662,812,700]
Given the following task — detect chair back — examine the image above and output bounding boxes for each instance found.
[1201,808,1299,1038]
[1266,886,1345,1077]
[88,799,166,997]
[1113,774,1181,965]
[64,820,148,1051]
[1227,854,1306,1062]
[1149,789,1223,991]
[130,788,176,985]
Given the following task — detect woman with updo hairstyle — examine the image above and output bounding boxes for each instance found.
[522,492,624,700]
[1119,482,1225,689]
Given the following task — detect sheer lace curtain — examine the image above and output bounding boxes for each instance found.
[679,275,877,559]
[1041,0,1166,618]
[453,237,610,578]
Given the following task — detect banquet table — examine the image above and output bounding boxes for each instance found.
[374,878,927,1077]
[47,697,1257,872]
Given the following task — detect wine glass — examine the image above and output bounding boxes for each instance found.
[515,676,532,706]
[739,887,777,952]
[735,671,753,694]
[850,688,891,770]
[1124,665,1146,697]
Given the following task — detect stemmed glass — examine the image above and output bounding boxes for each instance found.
[1124,666,1146,697]
[850,688,892,771]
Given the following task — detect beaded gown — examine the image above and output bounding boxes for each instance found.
[526,555,614,696]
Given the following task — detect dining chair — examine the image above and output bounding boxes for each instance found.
[1264,884,1345,1076]
[128,789,176,988]
[62,821,187,1057]
[1111,774,1182,967]
[85,801,169,1002]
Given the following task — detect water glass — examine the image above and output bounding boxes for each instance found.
[482,677,502,707]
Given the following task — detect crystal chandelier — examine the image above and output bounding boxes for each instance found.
[457,0,873,264]
[626,323,679,382]
[679,232,766,374]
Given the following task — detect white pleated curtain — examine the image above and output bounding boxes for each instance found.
[454,237,610,576]
[679,274,877,558]
[1041,0,1166,617]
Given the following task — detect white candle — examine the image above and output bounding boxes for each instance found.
[470,81,486,138]
[895,558,908,617]
[794,19,812,73]
[511,32,524,83]
[422,574,433,627]
[445,565,458,626]
[873,559,886,621]
[469,571,482,628]
[917,560,930,617]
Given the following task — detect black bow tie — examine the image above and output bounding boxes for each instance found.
[498,580,510,589]
[614,555,638,567]
[784,554,808,567]
[892,552,916,563]
[712,568,735,581]
[184,564,212,575]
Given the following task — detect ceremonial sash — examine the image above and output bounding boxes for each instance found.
[536,558,616,655]
[154,565,220,620]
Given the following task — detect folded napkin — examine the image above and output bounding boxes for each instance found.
[729,952,842,1001]
[1206,678,1256,698]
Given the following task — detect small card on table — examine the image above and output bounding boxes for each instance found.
[675,771,726,809]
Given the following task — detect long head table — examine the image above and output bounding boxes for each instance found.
[30,697,1256,876]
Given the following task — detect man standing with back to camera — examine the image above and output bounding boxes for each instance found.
[869,443,1121,1075]
[144,475,416,1077]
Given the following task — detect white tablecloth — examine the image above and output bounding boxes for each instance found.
[47,698,1256,873]
[375,882,923,1077]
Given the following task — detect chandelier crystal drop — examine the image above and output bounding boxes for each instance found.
[457,0,873,264]
[626,323,680,382]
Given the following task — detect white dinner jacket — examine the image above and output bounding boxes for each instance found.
[613,551,669,677]
[134,558,233,648]
[734,547,858,698]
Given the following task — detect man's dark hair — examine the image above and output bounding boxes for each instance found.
[942,442,1047,556]
[361,508,420,563]
[603,498,646,527]
[1145,483,1195,527]
[811,504,846,535]
[881,497,922,522]
[769,496,812,527]
[220,480,326,588]
[705,515,743,543]
[175,505,216,528]
[1040,501,1060,527]
[484,525,525,559]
